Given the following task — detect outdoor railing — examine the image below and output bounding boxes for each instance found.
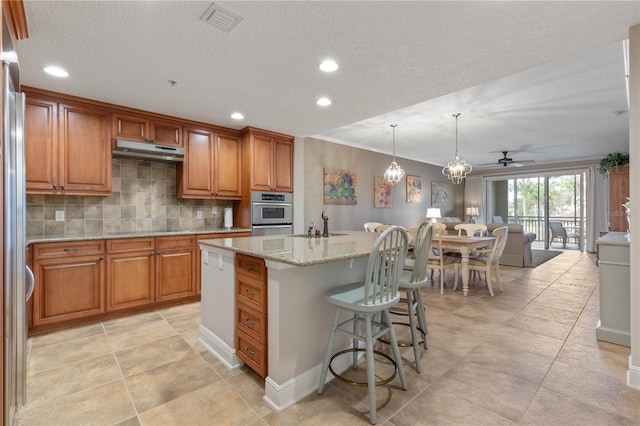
[505,215,583,242]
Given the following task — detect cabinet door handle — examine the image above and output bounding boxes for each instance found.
[244,347,255,356]
[60,184,65,189]
[244,318,256,326]
[245,289,255,296]
[52,183,57,189]
[156,251,161,255]
[150,251,155,256]
[242,263,255,272]
[63,248,79,252]
[99,256,105,260]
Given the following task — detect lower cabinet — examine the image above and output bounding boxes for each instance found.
[32,240,106,326]
[106,238,155,311]
[30,235,205,333]
[235,253,268,378]
[155,236,197,301]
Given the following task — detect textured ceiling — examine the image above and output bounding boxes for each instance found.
[15,1,640,169]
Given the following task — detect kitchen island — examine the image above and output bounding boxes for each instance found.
[198,231,382,411]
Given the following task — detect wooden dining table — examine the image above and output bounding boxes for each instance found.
[433,235,496,296]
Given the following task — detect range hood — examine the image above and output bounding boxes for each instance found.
[112,139,185,163]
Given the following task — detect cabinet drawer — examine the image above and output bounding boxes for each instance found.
[236,303,267,344]
[155,235,196,250]
[106,238,155,254]
[236,330,267,378]
[235,253,266,282]
[33,240,105,260]
[236,275,266,312]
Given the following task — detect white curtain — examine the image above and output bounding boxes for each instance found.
[464,176,485,224]
[586,165,609,253]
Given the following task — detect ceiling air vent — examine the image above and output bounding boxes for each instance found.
[200,3,243,33]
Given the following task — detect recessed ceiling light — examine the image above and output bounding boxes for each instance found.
[319,60,338,72]
[43,66,68,77]
[230,112,244,120]
[317,97,332,106]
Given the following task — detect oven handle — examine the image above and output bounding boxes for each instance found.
[252,202,292,207]
[252,224,293,228]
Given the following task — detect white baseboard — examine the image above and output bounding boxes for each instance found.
[627,355,640,389]
[198,325,243,370]
[263,349,362,411]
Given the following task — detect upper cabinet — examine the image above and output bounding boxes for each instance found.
[25,90,112,196]
[176,126,242,199]
[242,127,293,193]
[112,112,183,147]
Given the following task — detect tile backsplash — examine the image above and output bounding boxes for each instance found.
[26,158,233,239]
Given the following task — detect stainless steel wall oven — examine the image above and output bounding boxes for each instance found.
[250,191,293,236]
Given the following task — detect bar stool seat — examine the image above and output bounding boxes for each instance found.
[317,226,409,425]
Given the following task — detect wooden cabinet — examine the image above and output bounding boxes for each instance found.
[106,238,155,311]
[24,97,58,192]
[235,253,268,378]
[112,112,183,147]
[177,127,241,199]
[608,165,629,232]
[155,235,197,301]
[32,241,106,326]
[24,91,111,196]
[242,127,293,193]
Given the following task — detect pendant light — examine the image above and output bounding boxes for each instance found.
[384,123,405,186]
[442,113,472,184]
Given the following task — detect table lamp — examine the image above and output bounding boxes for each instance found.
[465,206,479,223]
[426,208,441,223]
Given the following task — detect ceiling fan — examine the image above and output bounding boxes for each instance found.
[480,151,535,167]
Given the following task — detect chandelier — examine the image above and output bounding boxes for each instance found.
[384,123,405,186]
[442,113,472,184]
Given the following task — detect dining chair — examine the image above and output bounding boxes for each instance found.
[364,222,383,232]
[317,226,408,425]
[456,226,508,297]
[428,235,460,294]
[549,221,580,248]
[395,220,432,372]
[454,223,487,237]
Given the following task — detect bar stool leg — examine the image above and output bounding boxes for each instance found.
[365,314,377,424]
[414,289,428,349]
[405,290,421,373]
[318,307,341,394]
[383,309,407,390]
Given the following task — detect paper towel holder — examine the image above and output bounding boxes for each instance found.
[224,205,233,230]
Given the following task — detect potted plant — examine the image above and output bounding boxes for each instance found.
[599,151,629,175]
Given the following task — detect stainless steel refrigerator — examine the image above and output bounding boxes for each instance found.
[2,13,32,426]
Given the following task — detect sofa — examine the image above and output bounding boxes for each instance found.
[437,221,536,267]
[486,223,536,267]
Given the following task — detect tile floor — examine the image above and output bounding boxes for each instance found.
[17,249,640,425]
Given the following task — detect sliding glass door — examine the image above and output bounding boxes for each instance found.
[487,171,586,250]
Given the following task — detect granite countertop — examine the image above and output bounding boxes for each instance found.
[27,228,252,245]
[597,231,630,246]
[199,230,381,267]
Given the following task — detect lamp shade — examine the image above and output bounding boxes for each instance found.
[426,208,441,219]
[465,206,479,216]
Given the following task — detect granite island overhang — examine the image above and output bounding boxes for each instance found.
[198,231,382,411]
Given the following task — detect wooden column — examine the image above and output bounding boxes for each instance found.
[608,165,629,232]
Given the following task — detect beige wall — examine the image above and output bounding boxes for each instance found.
[301,137,465,232]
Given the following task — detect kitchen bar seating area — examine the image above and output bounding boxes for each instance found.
[16,247,639,425]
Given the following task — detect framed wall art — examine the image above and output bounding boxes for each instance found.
[324,168,357,205]
[406,175,422,203]
[374,176,392,208]
[431,181,448,207]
